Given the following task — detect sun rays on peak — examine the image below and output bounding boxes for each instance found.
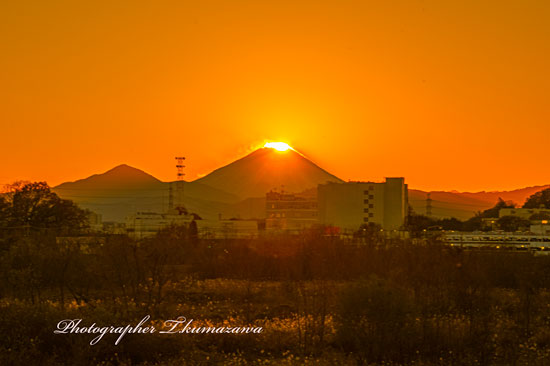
[264,142,293,152]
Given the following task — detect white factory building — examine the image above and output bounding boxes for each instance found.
[317,177,408,231]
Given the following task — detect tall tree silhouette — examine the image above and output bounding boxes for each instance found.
[1,181,89,235]
[523,188,550,209]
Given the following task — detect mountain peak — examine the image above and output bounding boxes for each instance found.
[194,147,343,199]
[54,164,161,190]
[103,164,157,180]
[88,164,161,183]
[110,163,133,170]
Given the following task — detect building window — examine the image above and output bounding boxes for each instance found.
[369,204,374,208]
[368,213,374,218]
[363,217,369,222]
[364,190,368,195]
[364,199,369,204]
[369,186,374,191]
[368,195,374,199]
[364,208,369,213]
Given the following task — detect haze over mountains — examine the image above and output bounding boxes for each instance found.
[52,147,549,222]
[53,148,342,221]
[53,164,241,221]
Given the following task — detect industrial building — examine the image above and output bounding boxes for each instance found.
[317,177,408,231]
[265,190,318,232]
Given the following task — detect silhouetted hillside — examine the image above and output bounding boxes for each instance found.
[53,165,240,221]
[52,160,550,222]
[193,147,344,199]
[408,185,550,219]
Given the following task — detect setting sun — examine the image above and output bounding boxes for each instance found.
[264,142,293,152]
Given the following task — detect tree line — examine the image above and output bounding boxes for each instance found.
[407,188,550,236]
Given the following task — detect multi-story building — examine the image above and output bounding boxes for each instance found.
[265,190,318,232]
[317,177,408,231]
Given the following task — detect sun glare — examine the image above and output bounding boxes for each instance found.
[264,142,292,152]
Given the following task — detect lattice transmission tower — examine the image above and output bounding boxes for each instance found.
[169,156,186,214]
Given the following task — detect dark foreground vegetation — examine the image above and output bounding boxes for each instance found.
[2,183,550,365]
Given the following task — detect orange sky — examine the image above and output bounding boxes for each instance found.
[1,0,549,192]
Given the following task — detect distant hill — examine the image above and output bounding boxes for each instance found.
[55,164,162,190]
[408,185,550,220]
[53,164,241,221]
[193,147,344,199]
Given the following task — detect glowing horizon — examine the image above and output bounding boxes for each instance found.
[1,1,549,192]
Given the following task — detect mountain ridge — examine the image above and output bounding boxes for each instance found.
[50,151,550,222]
[193,147,344,199]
